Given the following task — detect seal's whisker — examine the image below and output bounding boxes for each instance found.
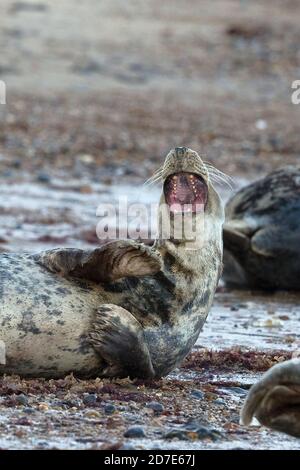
[151,170,164,178]
[204,162,234,183]
[209,171,233,185]
[208,169,232,183]
[193,163,209,178]
[152,166,164,176]
[205,163,230,177]
[144,165,164,186]
[204,163,234,189]
[144,174,163,186]
[209,173,233,190]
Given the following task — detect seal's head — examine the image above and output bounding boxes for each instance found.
[148,147,226,245]
[162,147,209,214]
[148,147,226,216]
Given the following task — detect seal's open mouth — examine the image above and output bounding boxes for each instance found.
[164,172,208,213]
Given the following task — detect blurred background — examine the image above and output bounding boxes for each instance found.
[0,0,300,252]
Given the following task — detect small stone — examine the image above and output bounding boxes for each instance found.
[253,318,283,328]
[37,441,48,447]
[236,303,248,309]
[63,398,82,408]
[38,403,49,411]
[255,119,268,130]
[118,406,127,411]
[83,393,97,406]
[227,387,248,397]
[77,154,95,164]
[79,185,93,194]
[165,422,222,442]
[36,172,50,183]
[120,443,136,450]
[104,404,116,414]
[23,407,35,414]
[230,305,239,311]
[2,170,13,178]
[164,429,188,440]
[191,390,204,400]
[85,410,101,419]
[11,159,21,169]
[231,414,241,424]
[124,426,146,438]
[16,417,32,426]
[16,394,29,406]
[73,61,102,75]
[55,401,68,410]
[278,315,290,321]
[196,425,223,441]
[214,398,226,406]
[146,401,164,413]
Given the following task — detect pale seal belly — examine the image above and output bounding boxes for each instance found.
[0,253,104,377]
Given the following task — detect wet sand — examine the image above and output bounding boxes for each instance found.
[0,176,300,450]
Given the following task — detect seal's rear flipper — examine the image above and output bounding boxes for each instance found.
[34,241,162,283]
[241,358,300,437]
[89,305,155,379]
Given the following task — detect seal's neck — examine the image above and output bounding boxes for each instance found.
[154,186,224,288]
[156,236,220,280]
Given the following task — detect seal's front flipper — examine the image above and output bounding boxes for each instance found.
[223,220,255,252]
[35,241,162,283]
[251,226,300,258]
[89,304,155,379]
[241,358,300,437]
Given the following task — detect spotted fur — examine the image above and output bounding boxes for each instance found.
[223,166,300,289]
[0,147,224,378]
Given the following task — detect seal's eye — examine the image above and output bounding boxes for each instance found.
[164,172,208,214]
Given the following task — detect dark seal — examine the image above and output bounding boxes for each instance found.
[241,357,300,437]
[223,166,300,289]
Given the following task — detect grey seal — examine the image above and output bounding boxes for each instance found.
[223,166,300,289]
[0,147,224,378]
[241,358,300,437]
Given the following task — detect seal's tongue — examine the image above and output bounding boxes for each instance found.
[164,172,208,213]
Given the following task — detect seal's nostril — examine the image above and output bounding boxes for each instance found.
[175,147,187,158]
